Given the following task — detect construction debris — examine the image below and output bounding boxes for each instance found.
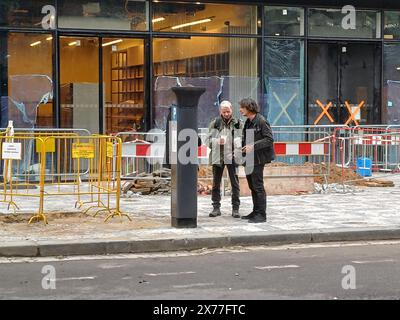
[121,162,396,197]
[122,168,172,196]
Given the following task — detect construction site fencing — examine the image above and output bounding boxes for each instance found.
[0,131,127,224]
[269,130,331,181]
[116,131,209,180]
[333,126,400,173]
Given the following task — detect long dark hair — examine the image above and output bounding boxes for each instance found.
[239,98,259,114]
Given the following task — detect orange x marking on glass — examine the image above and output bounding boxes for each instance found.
[345,100,365,126]
[314,100,334,125]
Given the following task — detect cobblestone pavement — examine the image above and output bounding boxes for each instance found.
[1,174,399,243]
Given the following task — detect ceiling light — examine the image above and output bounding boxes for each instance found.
[152,17,165,23]
[68,41,80,46]
[396,67,400,71]
[30,41,42,47]
[171,18,212,30]
[102,39,123,47]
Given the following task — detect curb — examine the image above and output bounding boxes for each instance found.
[1,228,400,257]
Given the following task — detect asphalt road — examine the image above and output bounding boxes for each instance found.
[0,241,400,300]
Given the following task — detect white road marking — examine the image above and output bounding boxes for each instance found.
[98,264,126,270]
[1,240,400,264]
[255,265,300,270]
[351,259,396,264]
[145,271,196,277]
[173,282,214,289]
[56,276,97,281]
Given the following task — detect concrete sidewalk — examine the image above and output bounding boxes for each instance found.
[1,174,400,257]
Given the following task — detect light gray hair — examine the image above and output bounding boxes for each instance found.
[219,100,232,110]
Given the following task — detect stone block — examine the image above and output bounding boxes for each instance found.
[238,165,314,195]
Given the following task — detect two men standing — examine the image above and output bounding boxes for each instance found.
[207,99,274,223]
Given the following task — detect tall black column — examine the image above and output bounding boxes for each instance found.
[170,87,205,228]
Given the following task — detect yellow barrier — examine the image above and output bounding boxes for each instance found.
[0,132,129,224]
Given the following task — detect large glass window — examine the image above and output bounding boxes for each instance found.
[384,11,400,39]
[60,36,99,133]
[152,36,260,130]
[308,42,381,125]
[152,2,258,35]
[308,8,381,39]
[0,33,53,128]
[383,44,400,124]
[102,38,145,134]
[265,6,304,36]
[58,0,148,31]
[264,39,304,126]
[0,0,55,28]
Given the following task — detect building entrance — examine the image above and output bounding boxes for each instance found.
[308,41,381,125]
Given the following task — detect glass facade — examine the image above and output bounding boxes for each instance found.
[58,0,148,31]
[264,39,304,126]
[153,36,260,130]
[0,32,54,128]
[264,6,304,36]
[152,2,258,34]
[103,38,145,134]
[383,43,400,124]
[384,11,400,39]
[2,1,400,132]
[308,8,381,39]
[0,0,55,28]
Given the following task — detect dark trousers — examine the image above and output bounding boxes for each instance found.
[245,165,266,217]
[212,164,240,210]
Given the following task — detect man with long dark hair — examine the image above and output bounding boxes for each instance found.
[239,98,274,223]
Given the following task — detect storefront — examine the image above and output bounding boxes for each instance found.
[1,0,400,133]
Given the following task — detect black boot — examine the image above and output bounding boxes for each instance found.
[209,207,221,217]
[232,208,240,218]
[241,212,255,220]
[248,214,266,223]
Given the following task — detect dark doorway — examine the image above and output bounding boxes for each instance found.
[308,41,381,125]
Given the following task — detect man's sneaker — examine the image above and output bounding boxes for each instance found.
[248,215,266,223]
[232,209,240,218]
[209,208,221,217]
[241,212,254,220]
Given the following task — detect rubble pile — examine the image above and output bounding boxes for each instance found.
[309,162,394,187]
[122,169,172,196]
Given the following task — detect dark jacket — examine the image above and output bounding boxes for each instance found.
[242,113,274,166]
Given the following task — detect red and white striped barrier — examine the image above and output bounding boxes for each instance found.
[274,142,329,156]
[353,135,400,146]
[122,142,209,158]
[123,141,330,158]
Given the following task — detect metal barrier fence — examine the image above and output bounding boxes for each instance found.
[333,126,400,173]
[0,131,126,224]
[269,130,331,181]
[116,131,209,180]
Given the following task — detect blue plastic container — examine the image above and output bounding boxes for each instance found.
[356,157,372,177]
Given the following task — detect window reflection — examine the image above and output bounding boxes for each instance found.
[59,0,148,31]
[265,6,304,36]
[2,33,53,128]
[152,37,260,130]
[308,8,380,39]
[153,2,258,34]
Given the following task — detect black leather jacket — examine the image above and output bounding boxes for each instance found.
[242,113,275,166]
